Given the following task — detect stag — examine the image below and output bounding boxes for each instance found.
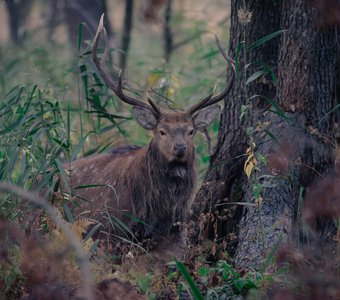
[66,15,235,241]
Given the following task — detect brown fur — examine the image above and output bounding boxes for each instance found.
[65,112,196,241]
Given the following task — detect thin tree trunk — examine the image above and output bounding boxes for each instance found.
[62,0,112,48]
[163,0,173,62]
[5,0,34,44]
[6,0,19,44]
[120,0,134,69]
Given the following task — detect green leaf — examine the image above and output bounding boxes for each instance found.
[249,29,286,50]
[63,203,74,224]
[174,258,204,300]
[264,129,281,148]
[247,95,291,121]
[136,273,153,295]
[253,182,262,199]
[33,170,56,194]
[240,104,249,121]
[246,70,267,85]
[54,158,70,193]
[201,49,219,60]
[52,137,69,149]
[235,41,245,79]
[67,102,71,151]
[84,223,102,241]
[73,184,107,189]
[77,23,84,51]
[88,239,100,256]
[71,131,97,161]
[233,277,257,293]
[198,267,209,277]
[317,103,340,126]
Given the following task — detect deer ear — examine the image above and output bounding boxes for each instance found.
[192,105,221,130]
[132,106,158,130]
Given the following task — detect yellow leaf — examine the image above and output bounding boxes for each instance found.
[244,147,256,178]
[165,87,175,98]
[83,237,94,253]
[73,218,95,239]
[170,74,181,89]
[147,73,161,86]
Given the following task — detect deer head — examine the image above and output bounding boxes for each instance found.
[92,14,235,164]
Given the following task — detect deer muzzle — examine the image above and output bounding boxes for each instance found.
[174,143,187,158]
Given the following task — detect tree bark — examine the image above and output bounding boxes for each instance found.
[187,0,337,270]
[5,0,34,44]
[62,0,112,48]
[187,0,281,256]
[120,0,134,69]
[163,0,173,62]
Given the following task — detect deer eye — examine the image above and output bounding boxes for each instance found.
[188,129,194,136]
[160,130,166,136]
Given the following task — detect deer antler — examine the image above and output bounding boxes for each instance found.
[92,14,161,117]
[186,36,236,115]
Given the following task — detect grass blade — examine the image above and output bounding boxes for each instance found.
[249,29,286,50]
[84,223,102,242]
[246,70,267,85]
[174,258,204,300]
[63,203,74,224]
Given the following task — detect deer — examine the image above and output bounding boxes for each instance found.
[65,15,235,243]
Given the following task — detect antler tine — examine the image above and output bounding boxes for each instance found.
[185,93,215,115]
[146,90,162,117]
[92,14,160,114]
[186,84,217,115]
[186,35,236,115]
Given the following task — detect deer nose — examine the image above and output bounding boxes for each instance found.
[174,143,187,158]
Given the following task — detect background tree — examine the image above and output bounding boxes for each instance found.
[187,0,338,269]
[163,0,173,62]
[61,0,113,47]
[120,0,134,69]
[5,0,35,44]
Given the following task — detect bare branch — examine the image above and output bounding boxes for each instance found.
[0,182,94,300]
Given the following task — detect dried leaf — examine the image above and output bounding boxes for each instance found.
[165,87,175,98]
[147,73,161,86]
[244,147,256,178]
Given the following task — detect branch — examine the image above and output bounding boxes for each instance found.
[0,182,94,300]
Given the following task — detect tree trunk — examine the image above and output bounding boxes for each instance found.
[163,0,173,62]
[187,0,337,270]
[120,0,134,69]
[62,0,112,48]
[5,0,34,44]
[187,0,281,256]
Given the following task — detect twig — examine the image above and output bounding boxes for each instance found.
[0,182,94,300]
